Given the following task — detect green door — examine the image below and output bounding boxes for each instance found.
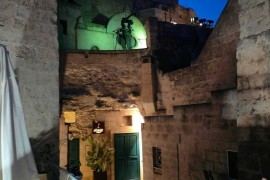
[68,138,80,169]
[115,133,140,180]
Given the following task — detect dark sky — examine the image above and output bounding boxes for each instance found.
[179,0,228,26]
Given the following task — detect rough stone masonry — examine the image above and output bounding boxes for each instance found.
[0,0,59,178]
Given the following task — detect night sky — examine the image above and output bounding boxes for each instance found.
[179,0,228,26]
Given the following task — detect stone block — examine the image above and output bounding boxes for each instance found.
[0,14,15,31]
[213,162,227,174]
[238,0,267,10]
[0,1,16,18]
[15,44,37,59]
[141,102,155,116]
[206,151,220,162]
[237,113,270,127]
[213,141,237,152]
[237,33,270,76]
[202,161,214,171]
[141,73,153,84]
[15,4,32,19]
[141,85,154,101]
[211,129,237,142]
[238,1,270,39]
[222,103,237,120]
[141,63,152,74]
[237,76,250,92]
[219,152,227,164]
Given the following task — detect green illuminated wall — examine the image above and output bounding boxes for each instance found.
[76,22,114,50]
[58,0,81,50]
[77,12,147,50]
[77,30,114,50]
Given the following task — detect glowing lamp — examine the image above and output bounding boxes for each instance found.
[64,111,76,123]
[191,17,198,23]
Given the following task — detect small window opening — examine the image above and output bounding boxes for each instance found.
[60,20,67,35]
[227,150,238,179]
[121,116,132,126]
[153,147,162,174]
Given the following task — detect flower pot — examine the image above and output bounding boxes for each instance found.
[93,171,107,180]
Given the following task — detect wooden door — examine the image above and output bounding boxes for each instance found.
[115,133,140,180]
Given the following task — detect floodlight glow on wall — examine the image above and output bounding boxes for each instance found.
[132,110,145,131]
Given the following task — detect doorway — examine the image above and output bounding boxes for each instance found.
[68,139,80,172]
[114,133,140,180]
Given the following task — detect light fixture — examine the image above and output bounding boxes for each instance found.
[190,17,198,23]
[64,111,76,124]
[64,111,76,141]
[68,132,74,140]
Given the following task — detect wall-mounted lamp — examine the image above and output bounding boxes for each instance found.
[64,111,76,141]
[64,111,76,124]
[68,132,74,140]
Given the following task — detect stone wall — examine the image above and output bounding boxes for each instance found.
[59,0,270,179]
[142,115,178,180]
[237,0,270,179]
[0,0,59,177]
[59,50,148,179]
[62,109,144,180]
[137,6,196,25]
[157,0,239,114]
[142,0,240,179]
[3,0,266,179]
[156,22,212,72]
[61,50,149,113]
[142,90,237,180]
[94,109,144,180]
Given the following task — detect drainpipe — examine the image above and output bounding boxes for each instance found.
[177,134,181,180]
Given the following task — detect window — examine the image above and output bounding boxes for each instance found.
[153,147,162,174]
[122,116,132,126]
[60,20,67,35]
[227,150,238,179]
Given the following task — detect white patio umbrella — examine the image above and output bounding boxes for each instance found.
[0,44,38,180]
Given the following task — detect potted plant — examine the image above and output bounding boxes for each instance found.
[85,136,114,180]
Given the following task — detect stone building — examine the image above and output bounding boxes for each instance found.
[0,0,270,180]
